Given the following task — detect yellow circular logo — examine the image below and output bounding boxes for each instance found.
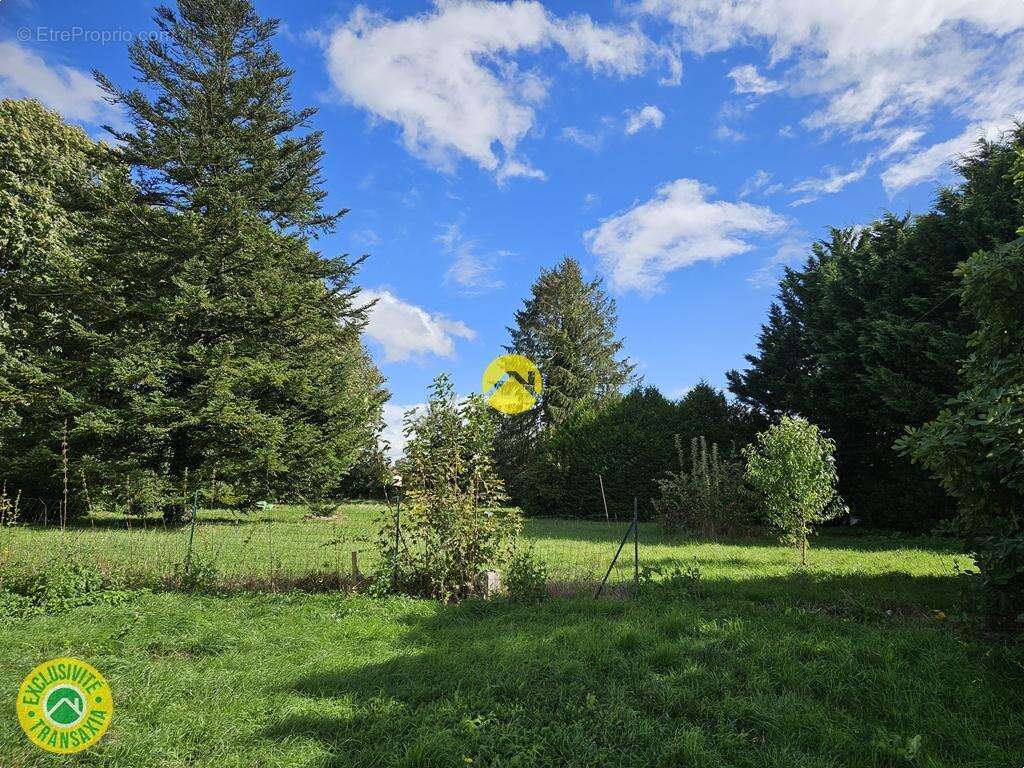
[482,354,542,414]
[17,657,113,754]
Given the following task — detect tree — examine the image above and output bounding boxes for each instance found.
[899,228,1024,625]
[498,257,634,500]
[390,374,520,600]
[0,99,140,509]
[517,382,755,519]
[729,130,1024,529]
[92,0,385,514]
[744,416,843,564]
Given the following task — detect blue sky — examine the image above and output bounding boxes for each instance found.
[3,0,1023,453]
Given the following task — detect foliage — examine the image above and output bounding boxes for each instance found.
[0,558,138,617]
[728,128,1024,530]
[497,257,635,501]
[519,383,757,519]
[389,374,521,600]
[2,0,389,515]
[744,416,843,564]
[0,99,136,511]
[504,547,549,602]
[638,560,704,599]
[654,436,753,538]
[98,0,387,509]
[899,220,1024,625]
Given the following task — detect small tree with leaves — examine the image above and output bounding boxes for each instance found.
[744,416,842,564]
[389,374,521,600]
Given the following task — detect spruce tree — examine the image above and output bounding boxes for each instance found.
[95,0,385,513]
[499,257,634,502]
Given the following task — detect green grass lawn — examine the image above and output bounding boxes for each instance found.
[2,586,1022,768]
[2,509,1021,766]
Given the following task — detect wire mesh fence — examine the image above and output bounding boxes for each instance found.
[0,497,696,596]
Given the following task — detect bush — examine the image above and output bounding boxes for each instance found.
[504,548,549,602]
[744,416,844,564]
[517,383,758,519]
[653,436,753,538]
[385,374,522,601]
[899,233,1024,626]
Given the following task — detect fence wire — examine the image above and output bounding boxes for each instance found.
[1,499,701,596]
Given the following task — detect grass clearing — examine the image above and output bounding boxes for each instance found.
[2,504,966,610]
[1,587,1021,767]
[3,510,1018,767]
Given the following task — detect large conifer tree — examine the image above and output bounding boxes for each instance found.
[498,257,634,501]
[94,0,385,512]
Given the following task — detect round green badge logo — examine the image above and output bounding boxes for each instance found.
[482,354,542,414]
[17,657,113,754]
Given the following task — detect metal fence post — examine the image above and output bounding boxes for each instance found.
[632,497,639,596]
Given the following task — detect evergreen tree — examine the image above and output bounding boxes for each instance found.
[94,0,385,513]
[0,99,139,508]
[499,257,634,500]
[728,130,1024,529]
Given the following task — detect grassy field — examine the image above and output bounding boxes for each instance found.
[2,508,1021,767]
[1,503,967,606]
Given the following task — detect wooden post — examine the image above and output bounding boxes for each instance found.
[351,551,360,579]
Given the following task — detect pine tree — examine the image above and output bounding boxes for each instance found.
[499,257,634,501]
[94,0,385,513]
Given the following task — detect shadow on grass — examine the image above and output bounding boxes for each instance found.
[265,582,1024,768]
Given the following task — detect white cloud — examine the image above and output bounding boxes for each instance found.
[624,104,665,134]
[741,169,770,198]
[789,160,870,205]
[0,41,124,127]
[749,237,807,286]
[641,0,1024,191]
[881,120,1008,193]
[363,289,476,362]
[584,178,789,295]
[728,64,781,95]
[438,222,506,292]
[714,124,746,142]
[562,125,604,151]
[325,1,662,180]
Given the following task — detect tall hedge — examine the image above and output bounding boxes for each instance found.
[519,383,757,519]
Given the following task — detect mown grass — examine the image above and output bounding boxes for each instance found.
[1,585,1021,768]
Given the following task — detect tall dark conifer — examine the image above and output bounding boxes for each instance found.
[498,257,634,502]
[95,0,385,513]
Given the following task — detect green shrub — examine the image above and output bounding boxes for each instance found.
[653,436,753,538]
[744,416,844,564]
[386,374,522,601]
[504,548,549,602]
[517,383,758,519]
[898,233,1024,626]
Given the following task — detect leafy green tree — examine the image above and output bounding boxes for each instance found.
[390,374,520,600]
[744,416,843,564]
[899,224,1024,624]
[518,383,755,519]
[0,99,140,508]
[729,130,1024,529]
[93,0,385,513]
